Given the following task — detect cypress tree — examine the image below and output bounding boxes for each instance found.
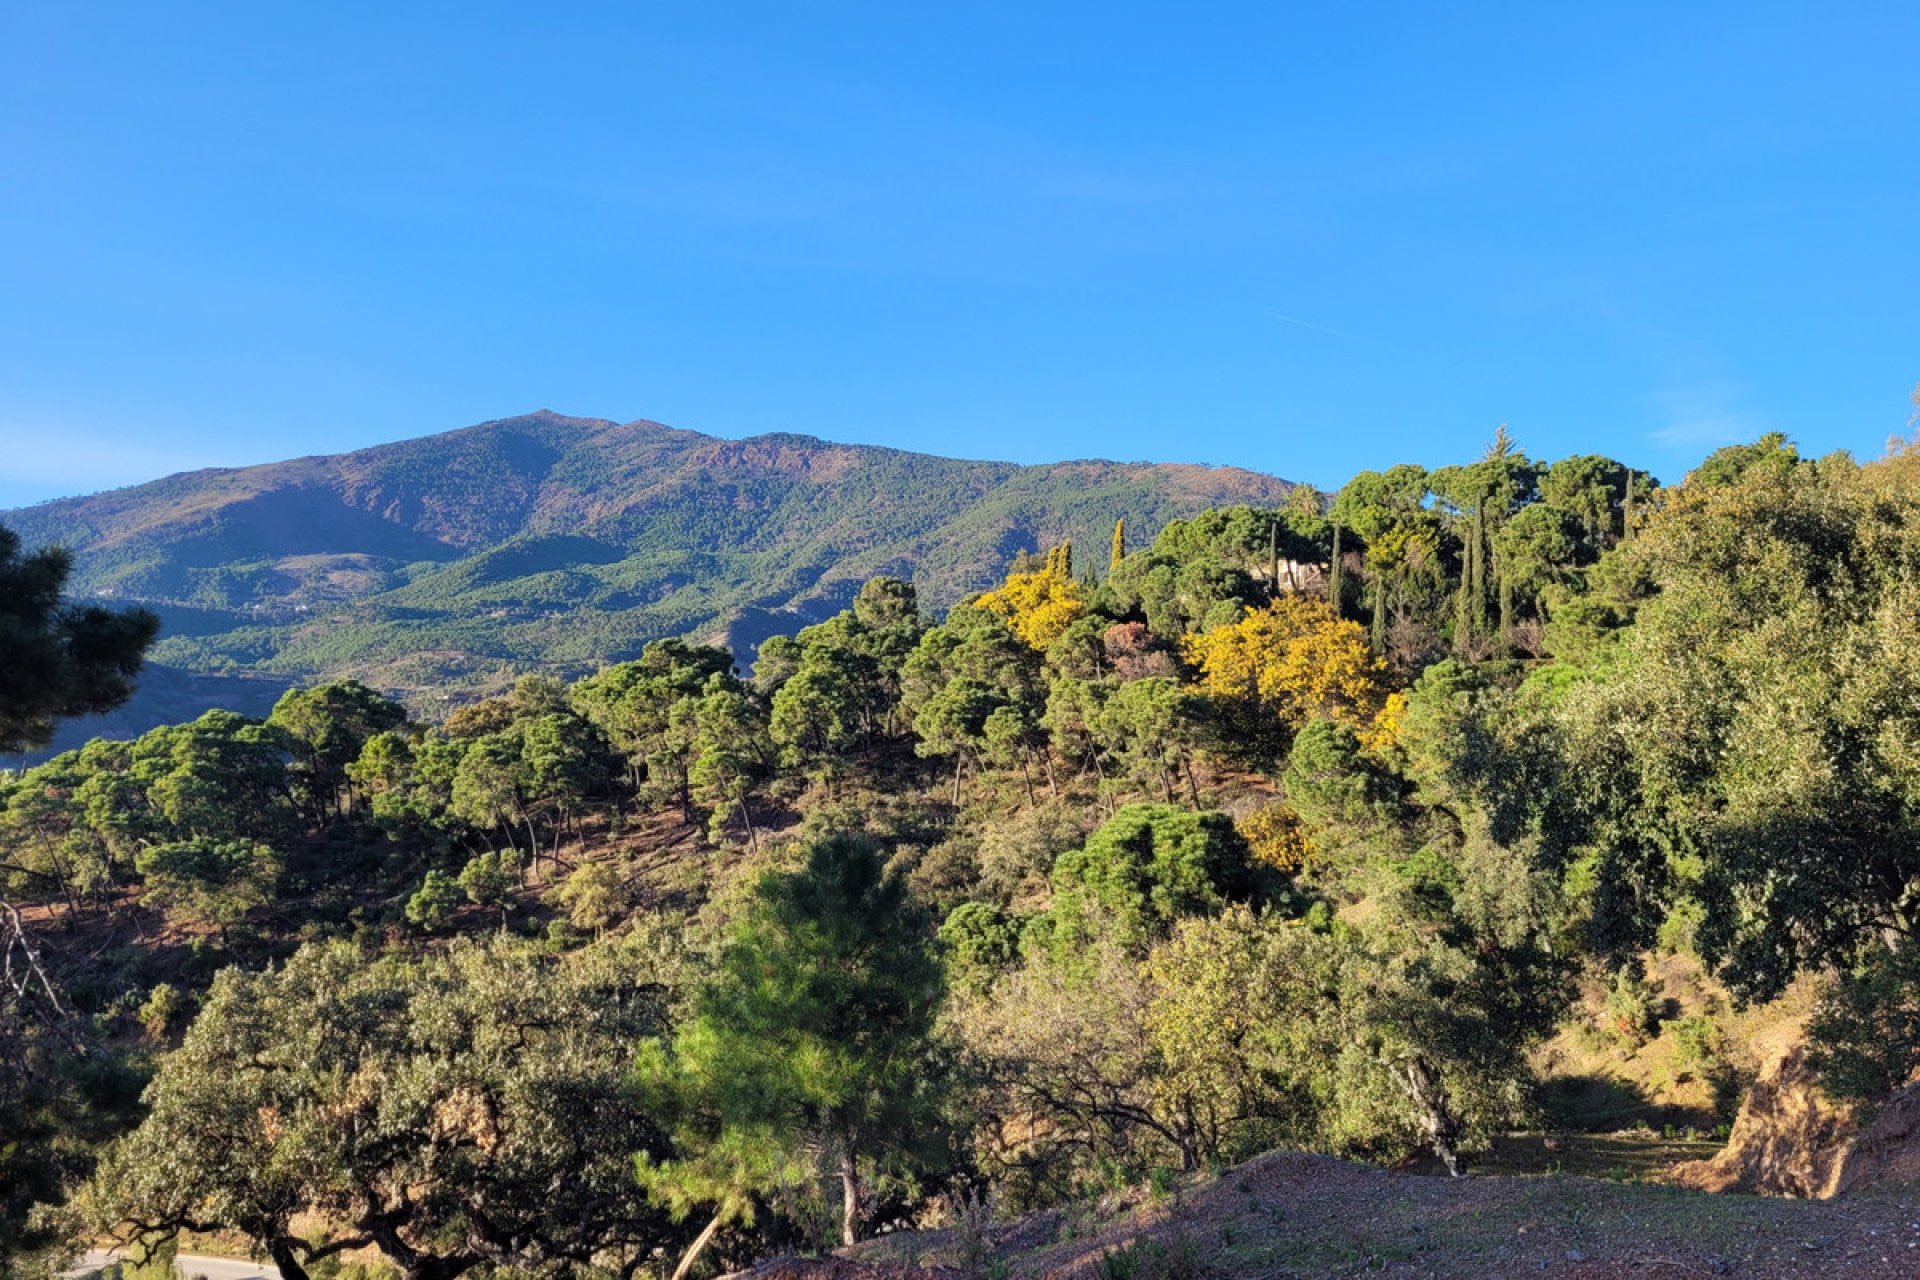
[1269,519,1281,598]
[1453,509,1476,655]
[1371,574,1388,652]
[1495,538,1514,655]
[1622,469,1636,543]
[1110,518,1126,571]
[1329,522,1344,616]
[1470,500,1488,633]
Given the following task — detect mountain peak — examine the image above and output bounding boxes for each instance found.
[1,413,1299,738]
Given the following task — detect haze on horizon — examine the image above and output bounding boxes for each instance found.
[4,2,1917,507]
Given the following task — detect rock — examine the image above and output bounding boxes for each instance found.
[1670,1044,1858,1197]
[1671,1041,1920,1199]
[1833,1077,1920,1193]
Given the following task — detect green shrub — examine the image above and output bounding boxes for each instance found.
[1602,963,1660,1047]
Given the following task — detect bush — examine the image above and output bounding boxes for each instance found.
[404,870,462,932]
[1670,1014,1723,1075]
[136,984,182,1041]
[1096,1233,1213,1280]
[1809,946,1920,1114]
[548,861,629,936]
[940,902,1024,986]
[1602,963,1660,1048]
[1047,805,1271,954]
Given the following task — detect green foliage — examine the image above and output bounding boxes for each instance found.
[267,681,408,822]
[403,868,463,931]
[1282,720,1404,838]
[35,426,1920,1271]
[1541,447,1920,1002]
[1602,963,1661,1048]
[1808,945,1920,1112]
[633,836,950,1260]
[135,984,183,1041]
[548,860,629,936]
[0,524,159,753]
[134,839,279,938]
[1047,805,1273,955]
[456,849,520,922]
[83,938,675,1280]
[940,901,1025,984]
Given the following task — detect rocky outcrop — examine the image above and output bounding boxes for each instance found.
[1670,1045,1859,1197]
[1833,1080,1920,1194]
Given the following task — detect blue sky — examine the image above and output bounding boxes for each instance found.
[3,2,1917,507]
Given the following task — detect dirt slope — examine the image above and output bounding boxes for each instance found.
[773,1151,1920,1279]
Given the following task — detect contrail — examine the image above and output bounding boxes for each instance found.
[1261,310,1369,343]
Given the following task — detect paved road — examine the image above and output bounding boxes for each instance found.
[74,1250,280,1280]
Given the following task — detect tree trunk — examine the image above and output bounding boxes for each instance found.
[737,786,760,854]
[268,1238,313,1280]
[671,1211,726,1280]
[1397,1055,1463,1177]
[839,1148,862,1247]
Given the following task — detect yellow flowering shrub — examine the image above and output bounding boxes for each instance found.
[1183,596,1392,731]
[1363,689,1407,752]
[1237,802,1314,872]
[973,545,1088,650]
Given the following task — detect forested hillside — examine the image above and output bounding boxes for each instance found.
[9,431,1920,1280]
[0,412,1299,733]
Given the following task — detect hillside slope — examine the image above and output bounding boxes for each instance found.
[3,411,1298,715]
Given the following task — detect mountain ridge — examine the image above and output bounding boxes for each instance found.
[3,410,1301,741]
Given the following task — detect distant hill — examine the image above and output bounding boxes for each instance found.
[3,410,1300,731]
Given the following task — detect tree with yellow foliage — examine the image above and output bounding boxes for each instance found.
[973,544,1088,651]
[1184,596,1393,761]
[1236,802,1314,872]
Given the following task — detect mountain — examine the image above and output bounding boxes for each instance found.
[3,410,1300,728]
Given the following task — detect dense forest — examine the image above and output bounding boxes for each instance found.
[7,430,1920,1280]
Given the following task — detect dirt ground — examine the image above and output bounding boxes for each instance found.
[739,1151,1920,1279]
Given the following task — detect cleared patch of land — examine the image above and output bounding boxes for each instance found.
[817,1151,1920,1279]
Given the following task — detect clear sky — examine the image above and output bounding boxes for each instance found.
[3,3,1917,507]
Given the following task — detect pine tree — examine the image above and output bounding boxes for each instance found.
[633,837,949,1273]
